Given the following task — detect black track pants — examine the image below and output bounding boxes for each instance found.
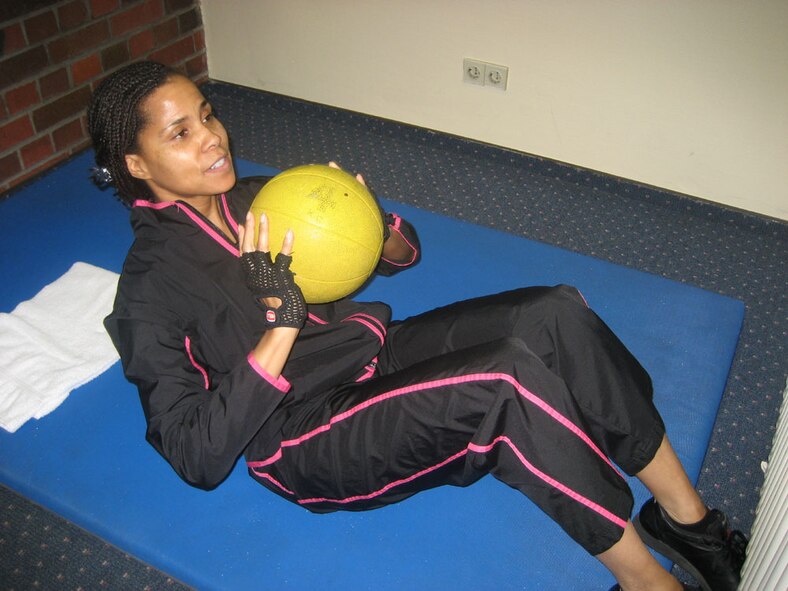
[247,285,665,555]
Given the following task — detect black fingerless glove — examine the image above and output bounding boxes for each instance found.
[240,251,307,328]
[382,212,394,242]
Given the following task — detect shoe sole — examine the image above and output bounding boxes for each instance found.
[633,514,711,591]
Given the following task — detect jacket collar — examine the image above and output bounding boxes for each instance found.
[130,194,240,257]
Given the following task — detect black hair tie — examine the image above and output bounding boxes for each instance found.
[90,166,114,188]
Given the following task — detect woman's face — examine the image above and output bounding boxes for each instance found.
[125,75,235,202]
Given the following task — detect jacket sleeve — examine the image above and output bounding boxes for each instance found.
[105,305,289,490]
[375,212,422,276]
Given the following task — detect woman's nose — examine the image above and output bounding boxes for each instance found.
[201,123,222,150]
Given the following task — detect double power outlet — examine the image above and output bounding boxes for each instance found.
[463,58,509,90]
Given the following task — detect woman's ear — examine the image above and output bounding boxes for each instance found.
[125,153,150,180]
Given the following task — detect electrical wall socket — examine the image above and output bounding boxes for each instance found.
[485,63,508,90]
[463,58,485,86]
[463,58,508,90]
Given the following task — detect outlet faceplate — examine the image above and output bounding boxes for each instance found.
[462,58,508,90]
[485,63,508,90]
[463,58,485,86]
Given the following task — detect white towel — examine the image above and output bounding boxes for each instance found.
[0,262,120,433]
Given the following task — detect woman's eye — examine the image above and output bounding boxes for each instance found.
[203,112,214,123]
[173,128,187,140]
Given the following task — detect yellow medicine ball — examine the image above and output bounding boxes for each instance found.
[249,164,385,304]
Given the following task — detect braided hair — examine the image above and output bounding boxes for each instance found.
[87,61,178,205]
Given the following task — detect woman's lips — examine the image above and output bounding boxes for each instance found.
[207,156,229,173]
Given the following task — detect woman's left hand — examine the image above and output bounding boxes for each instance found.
[328,160,367,187]
[238,211,306,329]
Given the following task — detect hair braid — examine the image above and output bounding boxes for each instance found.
[87,61,177,205]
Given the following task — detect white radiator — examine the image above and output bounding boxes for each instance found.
[739,378,788,591]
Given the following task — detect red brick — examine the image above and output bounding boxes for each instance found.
[91,0,120,18]
[5,82,41,115]
[171,62,187,77]
[89,77,104,93]
[193,29,204,51]
[58,0,90,31]
[21,135,55,167]
[72,135,92,154]
[0,46,50,91]
[128,28,154,58]
[25,9,59,45]
[32,85,92,132]
[152,15,178,44]
[1,0,58,23]
[71,53,102,85]
[111,0,165,36]
[47,20,110,64]
[101,40,130,71]
[0,115,35,152]
[178,7,200,35]
[148,35,194,66]
[52,117,85,150]
[2,23,27,55]
[0,152,23,184]
[185,52,206,79]
[39,67,71,100]
[165,0,193,13]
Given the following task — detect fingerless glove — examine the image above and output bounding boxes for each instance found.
[240,251,307,328]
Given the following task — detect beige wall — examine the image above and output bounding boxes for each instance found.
[201,0,788,220]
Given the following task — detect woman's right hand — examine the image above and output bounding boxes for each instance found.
[238,212,307,329]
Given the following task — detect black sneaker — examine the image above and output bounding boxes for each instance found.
[633,498,748,591]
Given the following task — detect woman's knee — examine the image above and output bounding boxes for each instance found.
[531,284,589,313]
[509,284,601,336]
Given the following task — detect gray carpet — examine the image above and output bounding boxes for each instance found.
[1,79,785,590]
[0,485,187,590]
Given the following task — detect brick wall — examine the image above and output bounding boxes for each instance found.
[0,0,207,195]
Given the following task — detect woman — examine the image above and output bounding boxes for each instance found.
[88,61,745,591]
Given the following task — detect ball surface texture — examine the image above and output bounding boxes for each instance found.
[249,164,384,303]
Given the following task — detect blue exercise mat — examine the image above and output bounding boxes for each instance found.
[0,153,744,590]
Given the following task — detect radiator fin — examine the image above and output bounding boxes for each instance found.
[739,379,788,591]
